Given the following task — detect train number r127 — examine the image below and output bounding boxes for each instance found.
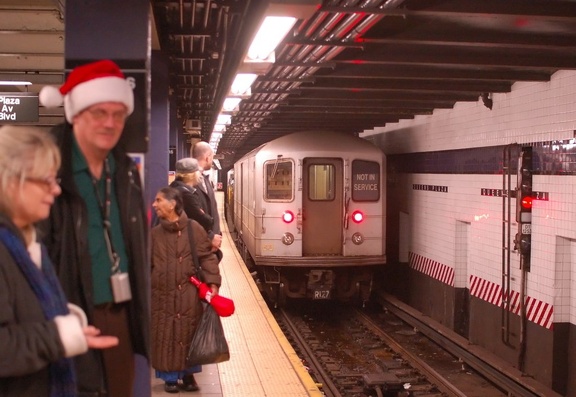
[313,289,331,299]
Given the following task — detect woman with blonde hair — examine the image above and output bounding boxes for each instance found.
[0,125,118,396]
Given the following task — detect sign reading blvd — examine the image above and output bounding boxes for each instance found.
[0,93,39,122]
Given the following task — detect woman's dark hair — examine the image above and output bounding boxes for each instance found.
[159,186,183,215]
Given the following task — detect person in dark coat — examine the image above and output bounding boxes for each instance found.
[192,141,223,251]
[0,125,118,397]
[170,157,215,235]
[169,157,224,386]
[150,187,221,393]
[37,60,150,397]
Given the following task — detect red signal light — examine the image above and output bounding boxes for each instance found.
[521,196,532,210]
[282,210,294,223]
[351,210,364,224]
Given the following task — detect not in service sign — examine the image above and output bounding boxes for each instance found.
[0,94,39,122]
[352,160,380,201]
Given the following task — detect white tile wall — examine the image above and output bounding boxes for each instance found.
[362,70,576,326]
[362,70,576,154]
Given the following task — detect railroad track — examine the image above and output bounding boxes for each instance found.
[276,307,343,397]
[372,291,562,397]
[273,300,502,397]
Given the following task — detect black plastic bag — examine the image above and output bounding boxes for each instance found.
[186,303,230,366]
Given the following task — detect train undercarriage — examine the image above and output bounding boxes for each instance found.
[254,263,376,308]
[232,225,384,308]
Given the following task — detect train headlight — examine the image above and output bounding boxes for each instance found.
[282,232,294,245]
[352,232,364,245]
[351,210,364,224]
[282,210,295,223]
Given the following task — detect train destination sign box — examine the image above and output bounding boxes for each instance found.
[0,93,39,122]
[352,160,381,201]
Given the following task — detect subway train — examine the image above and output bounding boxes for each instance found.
[227,130,386,306]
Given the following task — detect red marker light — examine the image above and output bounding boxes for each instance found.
[351,210,364,224]
[282,210,295,223]
[521,196,532,210]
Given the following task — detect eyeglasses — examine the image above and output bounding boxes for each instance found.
[86,108,128,124]
[26,176,61,189]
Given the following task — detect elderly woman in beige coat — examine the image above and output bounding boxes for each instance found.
[151,187,221,393]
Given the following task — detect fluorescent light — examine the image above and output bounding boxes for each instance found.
[209,131,223,151]
[247,16,297,61]
[0,81,32,86]
[230,73,258,96]
[213,124,226,132]
[222,97,242,112]
[216,114,231,125]
[211,131,223,140]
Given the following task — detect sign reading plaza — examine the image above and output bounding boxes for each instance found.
[0,93,39,122]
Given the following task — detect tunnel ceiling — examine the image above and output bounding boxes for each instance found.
[2,1,576,171]
[154,0,576,170]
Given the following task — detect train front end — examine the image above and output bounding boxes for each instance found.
[233,131,386,306]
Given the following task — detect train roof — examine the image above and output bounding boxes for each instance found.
[238,131,384,163]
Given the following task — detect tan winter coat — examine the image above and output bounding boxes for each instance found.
[151,212,221,372]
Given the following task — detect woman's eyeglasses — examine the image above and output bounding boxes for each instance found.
[26,176,61,189]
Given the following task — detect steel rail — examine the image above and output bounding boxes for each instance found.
[354,309,468,397]
[277,308,342,397]
[375,291,563,397]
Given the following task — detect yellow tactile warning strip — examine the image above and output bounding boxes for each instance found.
[216,193,322,397]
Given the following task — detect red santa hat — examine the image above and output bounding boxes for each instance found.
[39,59,134,123]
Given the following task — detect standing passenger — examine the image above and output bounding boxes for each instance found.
[150,187,221,393]
[38,59,150,397]
[167,158,213,386]
[170,157,215,235]
[0,125,119,397]
[192,142,222,252]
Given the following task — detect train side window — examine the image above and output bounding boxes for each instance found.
[265,160,293,201]
[308,164,335,201]
[352,160,380,201]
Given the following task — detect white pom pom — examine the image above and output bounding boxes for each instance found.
[39,85,63,108]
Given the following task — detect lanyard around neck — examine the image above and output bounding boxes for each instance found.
[91,157,120,274]
[91,158,112,220]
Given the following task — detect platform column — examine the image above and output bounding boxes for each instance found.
[64,0,150,154]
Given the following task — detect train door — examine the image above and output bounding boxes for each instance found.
[302,158,343,255]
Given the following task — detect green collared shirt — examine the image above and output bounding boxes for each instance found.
[72,139,129,304]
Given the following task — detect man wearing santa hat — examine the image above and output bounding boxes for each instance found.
[38,59,149,397]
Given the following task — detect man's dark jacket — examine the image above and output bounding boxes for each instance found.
[169,179,214,235]
[38,123,150,397]
[201,174,221,235]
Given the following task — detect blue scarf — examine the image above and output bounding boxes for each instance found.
[0,227,77,397]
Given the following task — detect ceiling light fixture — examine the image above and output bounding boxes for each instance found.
[209,0,321,152]
[0,81,32,86]
[216,114,232,125]
[230,73,258,97]
[246,16,297,62]
[222,97,242,112]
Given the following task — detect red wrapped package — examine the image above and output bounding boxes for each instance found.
[189,276,235,317]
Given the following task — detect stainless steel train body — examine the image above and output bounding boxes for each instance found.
[231,131,386,305]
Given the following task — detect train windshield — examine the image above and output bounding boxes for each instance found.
[265,159,293,201]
